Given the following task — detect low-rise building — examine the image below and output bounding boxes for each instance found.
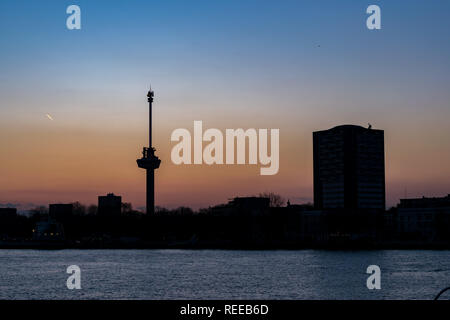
[397,195,450,242]
[98,193,122,216]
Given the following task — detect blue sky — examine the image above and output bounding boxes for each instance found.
[1,0,450,209]
[2,0,449,96]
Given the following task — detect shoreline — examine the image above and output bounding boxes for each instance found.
[1,242,450,250]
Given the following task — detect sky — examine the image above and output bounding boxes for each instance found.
[1,0,450,210]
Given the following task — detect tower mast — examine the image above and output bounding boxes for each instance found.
[148,86,153,146]
[137,88,161,214]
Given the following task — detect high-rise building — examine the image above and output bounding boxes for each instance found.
[313,125,385,210]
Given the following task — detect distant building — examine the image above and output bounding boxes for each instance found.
[398,195,450,209]
[229,197,270,216]
[0,208,17,219]
[286,202,314,211]
[49,204,73,221]
[313,125,385,210]
[300,210,329,244]
[98,193,122,216]
[0,208,19,240]
[397,195,450,242]
[229,197,269,209]
[210,197,270,216]
[32,220,65,241]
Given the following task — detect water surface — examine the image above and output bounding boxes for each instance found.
[0,250,448,299]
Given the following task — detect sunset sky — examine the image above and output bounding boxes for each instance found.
[1,0,450,211]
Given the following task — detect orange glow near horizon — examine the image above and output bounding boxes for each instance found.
[2,107,450,211]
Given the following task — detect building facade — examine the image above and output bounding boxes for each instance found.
[397,195,450,242]
[313,125,385,210]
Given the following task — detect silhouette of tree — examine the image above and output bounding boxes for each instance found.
[87,205,97,216]
[72,202,86,216]
[122,202,133,214]
[174,207,194,215]
[155,206,169,215]
[29,206,48,218]
[259,192,286,207]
